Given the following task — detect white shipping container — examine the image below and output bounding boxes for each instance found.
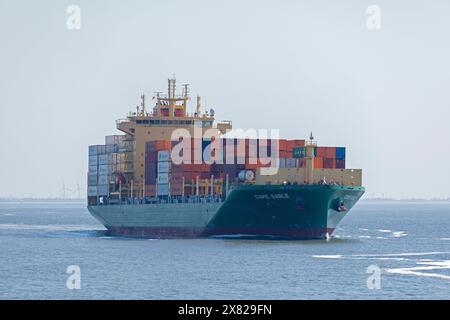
[157,173,169,184]
[92,145,107,155]
[98,154,109,165]
[89,145,98,156]
[105,144,118,153]
[87,173,97,186]
[98,164,110,175]
[156,183,169,196]
[157,161,170,173]
[116,153,126,163]
[98,174,109,185]
[97,185,109,196]
[158,150,170,162]
[106,135,125,146]
[109,153,116,165]
[87,186,97,196]
[89,155,98,166]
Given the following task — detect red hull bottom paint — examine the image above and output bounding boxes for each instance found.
[107,227,335,240]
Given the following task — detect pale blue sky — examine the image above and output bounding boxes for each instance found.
[0,0,449,198]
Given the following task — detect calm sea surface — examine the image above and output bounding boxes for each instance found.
[0,200,449,300]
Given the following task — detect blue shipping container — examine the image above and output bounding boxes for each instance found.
[335,147,346,160]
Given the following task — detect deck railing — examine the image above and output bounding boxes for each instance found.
[94,194,225,206]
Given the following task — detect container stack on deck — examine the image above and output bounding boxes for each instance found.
[141,138,346,197]
[292,146,346,169]
[89,137,347,200]
[87,135,133,204]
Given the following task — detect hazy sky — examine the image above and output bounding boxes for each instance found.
[1,0,449,199]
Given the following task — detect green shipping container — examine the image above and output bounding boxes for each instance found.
[292,147,306,158]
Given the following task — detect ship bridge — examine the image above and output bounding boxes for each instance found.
[115,78,233,191]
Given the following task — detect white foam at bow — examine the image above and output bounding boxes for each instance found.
[313,255,343,259]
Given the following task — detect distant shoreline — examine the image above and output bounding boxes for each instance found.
[0,198,85,202]
[361,198,450,202]
[0,198,449,202]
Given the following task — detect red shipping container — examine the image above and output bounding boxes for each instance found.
[278,139,288,151]
[279,151,290,158]
[288,139,305,148]
[324,147,336,158]
[286,141,294,152]
[316,147,326,157]
[314,157,323,168]
[286,140,304,152]
[145,185,156,197]
[323,158,336,169]
[174,109,184,117]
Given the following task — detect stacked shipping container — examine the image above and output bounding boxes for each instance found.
[292,146,346,169]
[144,138,310,197]
[87,135,133,202]
[130,138,347,199]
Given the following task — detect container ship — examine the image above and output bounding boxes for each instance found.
[87,78,364,240]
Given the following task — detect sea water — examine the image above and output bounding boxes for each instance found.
[0,200,449,299]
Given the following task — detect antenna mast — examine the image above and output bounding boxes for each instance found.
[140,94,146,115]
[196,95,201,116]
[182,84,190,111]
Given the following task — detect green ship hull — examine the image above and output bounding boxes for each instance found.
[88,184,364,240]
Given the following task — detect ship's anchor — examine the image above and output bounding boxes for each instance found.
[336,199,348,212]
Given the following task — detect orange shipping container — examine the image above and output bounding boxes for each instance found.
[155,140,172,151]
[314,157,323,168]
